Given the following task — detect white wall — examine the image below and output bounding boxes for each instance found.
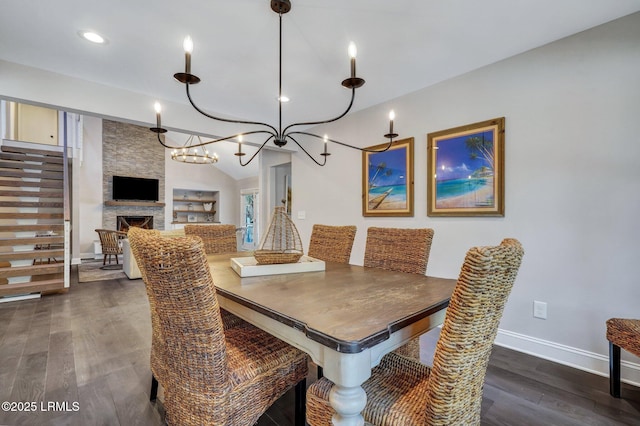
[164,152,240,228]
[293,13,640,382]
[235,176,259,194]
[74,115,104,260]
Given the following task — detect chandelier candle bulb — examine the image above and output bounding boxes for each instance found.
[150,102,167,134]
[154,102,162,129]
[349,42,357,78]
[389,110,395,135]
[183,36,193,74]
[235,134,246,157]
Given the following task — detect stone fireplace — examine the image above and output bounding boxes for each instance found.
[102,120,166,230]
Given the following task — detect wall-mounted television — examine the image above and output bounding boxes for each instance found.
[112,176,159,202]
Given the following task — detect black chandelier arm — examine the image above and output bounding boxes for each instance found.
[156,130,275,150]
[158,1,395,168]
[281,87,357,135]
[237,134,275,166]
[185,84,279,135]
[286,135,327,166]
[287,131,394,153]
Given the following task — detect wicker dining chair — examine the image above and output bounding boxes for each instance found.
[606,318,640,398]
[184,224,237,254]
[132,233,308,426]
[307,238,524,426]
[307,224,357,264]
[95,228,127,266]
[364,227,435,360]
[128,227,248,402]
[184,224,247,329]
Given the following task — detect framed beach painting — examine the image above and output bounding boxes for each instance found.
[427,118,505,217]
[362,137,414,217]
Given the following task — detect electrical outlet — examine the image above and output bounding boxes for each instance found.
[297,210,306,220]
[533,301,547,319]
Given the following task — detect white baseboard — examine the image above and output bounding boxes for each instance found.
[0,293,41,303]
[495,329,640,387]
[79,252,102,261]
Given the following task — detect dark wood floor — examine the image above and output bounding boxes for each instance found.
[0,270,638,425]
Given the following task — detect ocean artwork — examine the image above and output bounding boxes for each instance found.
[363,138,414,217]
[434,129,495,209]
[367,146,407,210]
[427,118,504,217]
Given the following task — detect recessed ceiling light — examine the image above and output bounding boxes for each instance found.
[278,95,290,103]
[78,30,107,44]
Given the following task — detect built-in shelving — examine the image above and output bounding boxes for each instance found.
[171,188,219,224]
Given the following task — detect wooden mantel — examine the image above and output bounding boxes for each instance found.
[104,201,165,207]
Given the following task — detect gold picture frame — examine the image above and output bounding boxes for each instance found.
[427,118,505,217]
[362,137,414,217]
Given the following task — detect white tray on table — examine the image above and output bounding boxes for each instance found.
[230,255,325,277]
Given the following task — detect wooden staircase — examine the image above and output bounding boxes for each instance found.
[0,143,67,298]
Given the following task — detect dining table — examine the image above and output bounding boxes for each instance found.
[207,252,457,426]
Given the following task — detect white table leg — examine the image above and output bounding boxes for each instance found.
[322,350,372,426]
[329,383,367,426]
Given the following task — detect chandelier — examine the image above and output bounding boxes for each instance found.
[170,135,219,165]
[150,0,398,166]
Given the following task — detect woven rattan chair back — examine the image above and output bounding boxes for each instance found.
[308,224,357,264]
[363,227,434,275]
[184,224,237,254]
[363,227,435,360]
[127,227,164,400]
[424,238,524,425]
[128,227,258,402]
[132,234,230,424]
[95,228,126,265]
[606,318,640,397]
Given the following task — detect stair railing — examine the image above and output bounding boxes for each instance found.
[63,112,70,290]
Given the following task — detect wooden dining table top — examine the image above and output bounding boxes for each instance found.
[207,252,457,353]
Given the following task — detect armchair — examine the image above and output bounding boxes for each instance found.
[95,229,127,268]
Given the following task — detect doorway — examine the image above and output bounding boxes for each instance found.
[240,189,259,250]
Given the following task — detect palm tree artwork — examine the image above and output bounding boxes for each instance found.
[365,146,408,211]
[434,130,495,208]
[369,162,393,188]
[465,135,494,171]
